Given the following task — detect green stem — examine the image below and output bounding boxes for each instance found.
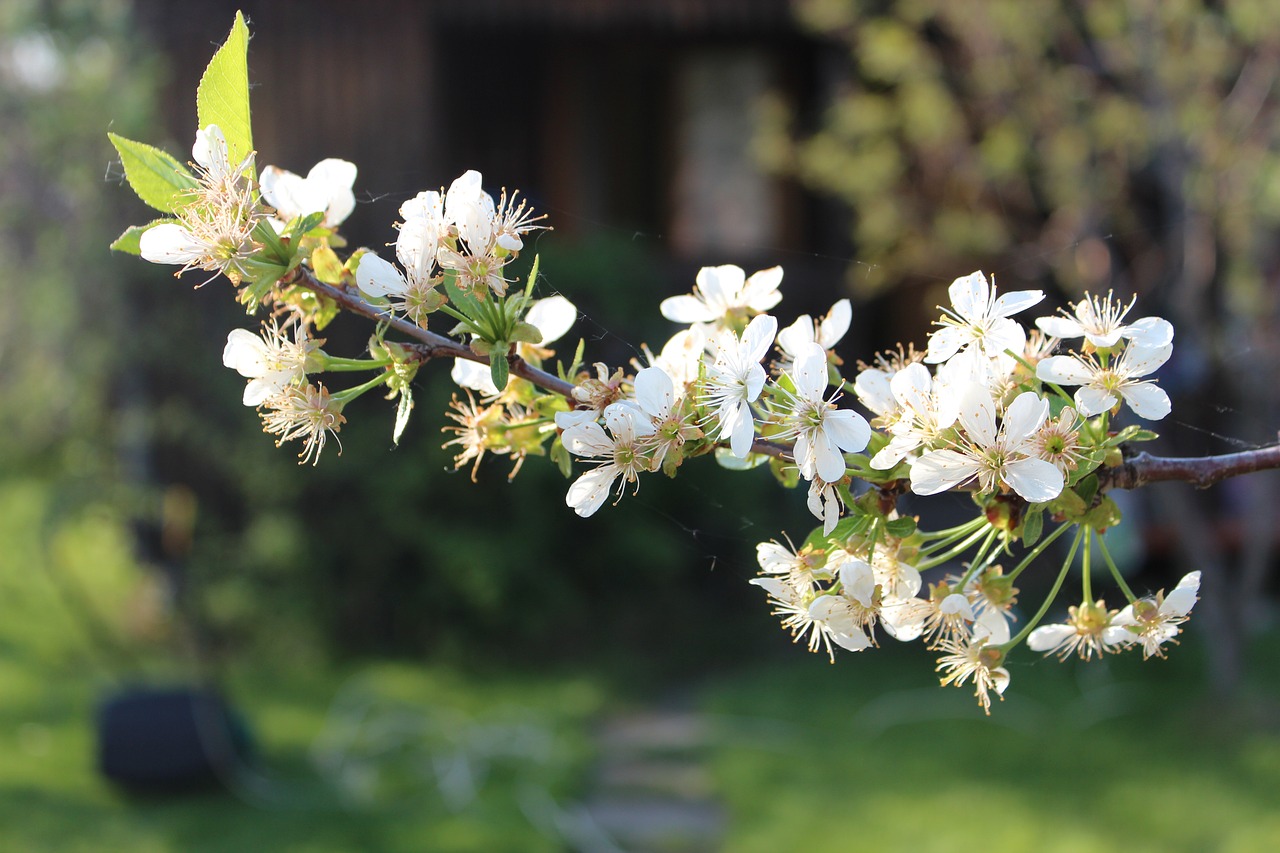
[919,516,988,543]
[953,528,1001,590]
[1081,528,1093,602]
[438,303,480,333]
[319,355,392,372]
[1002,526,1086,651]
[1006,520,1075,582]
[1005,348,1073,406]
[1094,533,1137,603]
[916,525,992,571]
[330,372,390,406]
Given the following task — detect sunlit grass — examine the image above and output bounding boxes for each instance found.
[702,634,1280,853]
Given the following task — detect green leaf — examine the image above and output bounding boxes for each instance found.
[108,134,198,213]
[1075,473,1099,506]
[110,218,178,255]
[392,388,414,446]
[1109,425,1159,445]
[489,348,510,390]
[551,437,572,479]
[769,457,800,489]
[1021,508,1044,547]
[289,211,325,240]
[311,246,344,284]
[713,448,769,470]
[884,516,918,539]
[509,321,542,345]
[196,12,254,173]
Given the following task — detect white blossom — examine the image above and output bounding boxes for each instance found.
[910,387,1063,502]
[1036,341,1173,420]
[1101,571,1200,659]
[660,265,783,331]
[925,271,1043,366]
[775,299,851,373]
[556,404,655,517]
[222,318,316,406]
[775,342,870,482]
[260,158,357,228]
[700,313,777,458]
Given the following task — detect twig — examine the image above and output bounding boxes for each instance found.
[283,267,1280,484]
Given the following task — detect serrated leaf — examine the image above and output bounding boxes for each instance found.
[196,12,254,174]
[392,388,414,446]
[108,134,198,213]
[110,218,178,255]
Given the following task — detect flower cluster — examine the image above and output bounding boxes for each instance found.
[116,19,1205,714]
[357,170,549,322]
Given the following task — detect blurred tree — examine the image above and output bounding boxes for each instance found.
[760,0,1280,691]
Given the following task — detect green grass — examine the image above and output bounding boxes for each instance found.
[0,479,604,852]
[6,473,1280,852]
[700,637,1280,853]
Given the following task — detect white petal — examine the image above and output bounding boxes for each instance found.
[222,329,269,375]
[741,266,784,312]
[817,299,852,348]
[566,466,618,517]
[939,593,974,620]
[1121,341,1173,377]
[956,384,998,447]
[973,609,1010,644]
[1035,316,1085,339]
[855,368,897,418]
[1003,457,1064,503]
[306,158,358,225]
[1074,386,1118,417]
[1037,356,1095,386]
[890,362,933,415]
[355,252,407,297]
[1027,624,1076,654]
[992,289,1045,317]
[525,295,577,344]
[728,402,756,458]
[1162,571,1201,616]
[839,560,877,606]
[924,325,966,364]
[660,294,718,324]
[755,542,793,574]
[791,342,829,400]
[1119,382,1170,420]
[775,315,814,358]
[909,450,981,495]
[948,272,989,321]
[741,314,779,364]
[633,366,675,419]
[812,430,848,483]
[823,410,871,453]
[1001,392,1049,444]
[1124,317,1174,348]
[139,223,205,265]
[562,421,613,456]
[451,359,500,396]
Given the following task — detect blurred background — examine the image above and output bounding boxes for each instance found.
[3,0,1280,850]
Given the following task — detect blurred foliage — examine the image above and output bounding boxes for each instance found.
[763,0,1280,328]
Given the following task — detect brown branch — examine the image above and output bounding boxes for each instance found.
[1099,443,1280,490]
[282,268,1280,483]
[281,266,795,463]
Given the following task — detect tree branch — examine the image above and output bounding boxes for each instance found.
[282,266,798,463]
[281,268,1280,484]
[1100,443,1280,490]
